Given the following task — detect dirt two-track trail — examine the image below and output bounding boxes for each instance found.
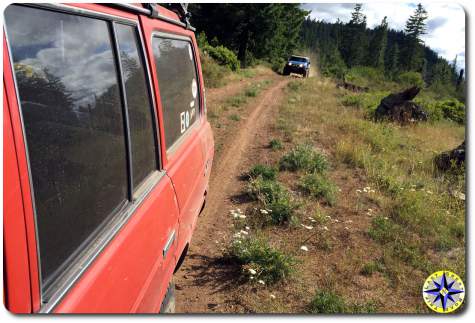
[175,76,289,313]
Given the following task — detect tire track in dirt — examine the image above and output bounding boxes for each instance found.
[175,77,289,313]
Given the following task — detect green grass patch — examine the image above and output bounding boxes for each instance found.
[229,236,295,284]
[299,173,338,206]
[269,138,283,150]
[247,177,298,225]
[280,144,328,173]
[307,290,347,314]
[248,164,278,181]
[228,114,241,121]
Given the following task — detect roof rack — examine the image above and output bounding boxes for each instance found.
[107,3,195,31]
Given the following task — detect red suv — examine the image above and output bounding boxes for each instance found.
[3,3,214,313]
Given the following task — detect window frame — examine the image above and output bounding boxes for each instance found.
[151,31,202,155]
[4,3,165,312]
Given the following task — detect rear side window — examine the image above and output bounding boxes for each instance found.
[116,24,158,187]
[152,36,199,150]
[5,5,159,293]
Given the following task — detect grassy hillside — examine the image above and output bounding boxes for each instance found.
[221,70,465,313]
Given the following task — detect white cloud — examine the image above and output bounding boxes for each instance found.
[301,2,465,70]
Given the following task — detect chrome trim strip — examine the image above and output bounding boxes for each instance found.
[162,230,176,258]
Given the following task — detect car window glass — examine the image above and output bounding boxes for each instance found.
[5,5,128,290]
[152,37,199,150]
[116,23,158,187]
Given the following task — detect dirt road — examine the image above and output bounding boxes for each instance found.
[175,76,289,313]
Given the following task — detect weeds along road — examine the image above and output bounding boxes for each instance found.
[175,67,465,313]
[175,70,289,312]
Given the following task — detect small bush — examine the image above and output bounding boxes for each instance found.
[203,44,240,71]
[345,66,385,88]
[245,87,258,97]
[299,173,337,205]
[361,260,385,276]
[439,98,465,124]
[229,114,240,121]
[247,177,288,203]
[368,215,401,244]
[398,71,424,88]
[307,290,347,314]
[269,139,283,150]
[226,94,247,107]
[287,80,303,92]
[280,144,328,173]
[229,237,295,283]
[248,164,278,181]
[201,53,230,88]
[247,178,297,224]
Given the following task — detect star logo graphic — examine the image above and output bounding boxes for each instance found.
[423,271,465,313]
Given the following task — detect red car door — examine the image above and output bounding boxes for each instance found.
[140,13,208,257]
[3,3,179,313]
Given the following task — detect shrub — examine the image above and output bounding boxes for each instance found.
[439,98,465,124]
[229,114,240,121]
[280,144,328,173]
[247,178,297,224]
[200,53,230,88]
[248,164,278,181]
[307,290,347,314]
[203,44,240,71]
[271,57,286,74]
[368,215,402,244]
[398,71,424,88]
[361,260,385,276]
[299,173,337,205]
[269,139,283,150]
[229,237,295,283]
[247,177,288,203]
[345,66,384,88]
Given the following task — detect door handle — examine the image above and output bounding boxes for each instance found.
[163,230,175,258]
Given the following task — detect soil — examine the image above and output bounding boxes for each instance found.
[174,74,289,313]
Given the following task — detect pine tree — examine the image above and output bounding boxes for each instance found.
[403,3,428,71]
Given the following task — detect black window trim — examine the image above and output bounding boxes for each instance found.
[151,31,203,156]
[4,3,168,312]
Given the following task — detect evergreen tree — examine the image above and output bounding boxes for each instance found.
[341,3,368,67]
[403,3,428,71]
[368,16,388,70]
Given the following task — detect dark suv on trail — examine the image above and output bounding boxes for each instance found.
[283,55,310,77]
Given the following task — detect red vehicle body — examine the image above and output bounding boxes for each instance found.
[3,3,214,313]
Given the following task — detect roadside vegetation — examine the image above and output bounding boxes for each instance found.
[184,2,465,314]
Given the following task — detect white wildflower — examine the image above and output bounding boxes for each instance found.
[240,230,249,235]
[344,226,350,230]
[322,226,329,231]
[239,214,247,219]
[245,226,250,230]
[260,209,269,214]
[301,224,314,230]
[300,245,309,252]
[258,280,265,285]
[248,268,257,275]
[356,189,362,193]
[270,294,276,300]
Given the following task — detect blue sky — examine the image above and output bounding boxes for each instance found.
[301,2,466,70]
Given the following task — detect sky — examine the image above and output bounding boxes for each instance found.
[301,2,466,70]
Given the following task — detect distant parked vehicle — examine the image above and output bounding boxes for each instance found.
[283,55,310,77]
